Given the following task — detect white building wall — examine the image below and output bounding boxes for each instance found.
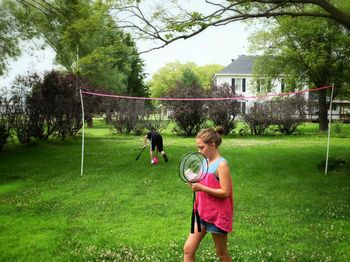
[214,73,287,115]
[214,74,284,97]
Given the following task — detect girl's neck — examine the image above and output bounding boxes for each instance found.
[208,152,220,163]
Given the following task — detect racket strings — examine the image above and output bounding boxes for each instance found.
[178,152,209,234]
[179,152,208,183]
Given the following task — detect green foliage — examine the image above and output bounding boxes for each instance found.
[9,71,84,142]
[208,84,239,134]
[249,16,350,131]
[271,95,307,135]
[165,68,207,136]
[149,61,185,98]
[0,1,24,75]
[242,103,271,135]
[0,98,13,151]
[7,0,146,96]
[195,64,224,90]
[250,17,350,92]
[149,62,223,98]
[112,100,148,135]
[115,0,350,58]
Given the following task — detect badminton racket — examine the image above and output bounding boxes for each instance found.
[135,146,146,161]
[178,152,209,233]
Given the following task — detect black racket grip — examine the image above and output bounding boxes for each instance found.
[191,209,195,234]
[191,208,202,233]
[196,210,202,233]
[191,192,201,234]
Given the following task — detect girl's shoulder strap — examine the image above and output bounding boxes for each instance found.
[208,157,227,174]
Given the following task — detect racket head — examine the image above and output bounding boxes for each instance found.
[178,152,209,183]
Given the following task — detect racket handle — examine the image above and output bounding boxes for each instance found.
[196,210,202,233]
[191,208,202,234]
[191,192,201,233]
[191,210,195,234]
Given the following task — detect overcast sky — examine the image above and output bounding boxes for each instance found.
[0,20,253,88]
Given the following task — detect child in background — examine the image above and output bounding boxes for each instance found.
[183,127,233,262]
[144,129,168,164]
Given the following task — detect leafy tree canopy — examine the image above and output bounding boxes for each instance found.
[0,0,36,75]
[149,61,223,98]
[3,0,146,95]
[248,16,350,130]
[249,16,350,96]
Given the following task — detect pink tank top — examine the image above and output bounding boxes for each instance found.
[196,157,233,232]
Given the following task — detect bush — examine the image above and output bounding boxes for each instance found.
[143,106,170,133]
[242,102,271,135]
[165,68,207,136]
[270,95,306,135]
[112,99,147,135]
[37,71,82,139]
[0,97,14,151]
[12,71,83,141]
[208,84,240,134]
[10,74,39,143]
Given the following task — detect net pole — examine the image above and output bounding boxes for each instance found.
[79,88,85,176]
[76,45,85,176]
[325,83,334,175]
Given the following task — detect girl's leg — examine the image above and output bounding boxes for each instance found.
[161,150,168,162]
[211,233,231,262]
[149,150,154,163]
[183,226,207,262]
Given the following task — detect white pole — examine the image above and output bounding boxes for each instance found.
[76,45,85,176]
[80,89,85,176]
[325,83,334,175]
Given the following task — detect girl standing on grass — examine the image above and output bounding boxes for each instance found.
[183,127,233,262]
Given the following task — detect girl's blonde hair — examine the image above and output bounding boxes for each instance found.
[196,126,224,147]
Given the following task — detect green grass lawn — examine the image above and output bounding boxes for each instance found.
[0,120,349,261]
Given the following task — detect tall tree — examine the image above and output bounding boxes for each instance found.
[5,0,146,95]
[249,17,350,131]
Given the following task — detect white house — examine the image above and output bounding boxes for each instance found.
[213,55,350,122]
[212,55,285,114]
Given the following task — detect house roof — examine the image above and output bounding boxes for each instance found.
[217,55,259,75]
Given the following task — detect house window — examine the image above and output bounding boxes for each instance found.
[242,78,246,92]
[257,79,261,93]
[281,79,285,92]
[241,101,246,114]
[236,78,242,93]
[231,78,235,93]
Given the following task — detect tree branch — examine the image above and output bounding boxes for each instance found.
[113,0,350,54]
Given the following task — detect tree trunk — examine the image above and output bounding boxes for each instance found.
[105,112,112,124]
[318,89,328,132]
[86,113,93,128]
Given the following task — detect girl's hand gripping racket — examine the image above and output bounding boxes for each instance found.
[178,152,209,233]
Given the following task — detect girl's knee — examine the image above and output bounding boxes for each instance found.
[183,242,195,256]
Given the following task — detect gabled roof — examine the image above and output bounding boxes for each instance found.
[217,55,259,75]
